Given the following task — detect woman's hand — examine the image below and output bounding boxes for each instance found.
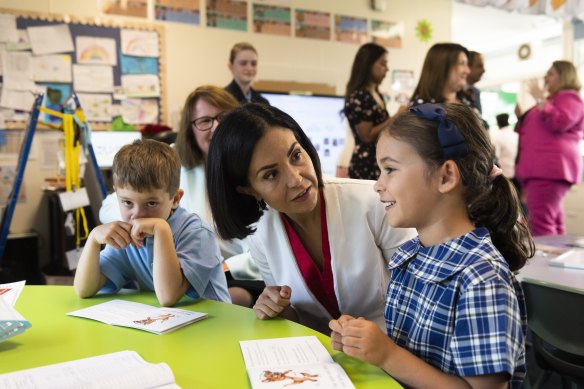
[253,285,293,320]
[527,78,545,103]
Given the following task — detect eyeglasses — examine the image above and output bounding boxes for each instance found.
[191,113,225,132]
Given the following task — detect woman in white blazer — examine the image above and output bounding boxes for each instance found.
[207,103,415,334]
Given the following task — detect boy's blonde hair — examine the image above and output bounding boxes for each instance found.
[113,139,180,195]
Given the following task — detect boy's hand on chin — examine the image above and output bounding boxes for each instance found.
[130,218,169,248]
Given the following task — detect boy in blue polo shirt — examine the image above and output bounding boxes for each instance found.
[74,139,230,306]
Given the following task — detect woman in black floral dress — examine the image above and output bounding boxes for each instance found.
[344,43,391,180]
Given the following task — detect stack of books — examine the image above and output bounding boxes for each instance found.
[0,281,31,342]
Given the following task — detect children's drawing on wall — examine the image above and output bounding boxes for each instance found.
[0,165,26,204]
[32,54,72,83]
[155,0,201,25]
[120,29,159,58]
[371,19,404,49]
[6,29,32,51]
[252,4,291,37]
[206,0,247,31]
[100,0,148,18]
[120,55,159,75]
[122,98,159,124]
[41,84,71,125]
[295,9,330,41]
[391,69,415,105]
[75,36,117,66]
[334,15,367,44]
[76,93,112,122]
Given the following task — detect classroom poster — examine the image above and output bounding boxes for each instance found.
[0,130,25,159]
[6,30,31,51]
[120,54,159,74]
[76,93,112,122]
[334,15,367,44]
[253,0,290,4]
[0,88,36,112]
[0,14,17,43]
[75,36,117,66]
[27,24,74,55]
[206,0,247,31]
[41,84,71,125]
[32,54,72,83]
[2,51,35,91]
[73,64,114,93]
[0,12,164,127]
[371,19,404,49]
[155,0,200,25]
[0,165,26,203]
[120,30,159,58]
[121,74,160,97]
[101,0,148,18]
[295,9,330,41]
[252,3,291,36]
[391,69,415,105]
[121,98,159,124]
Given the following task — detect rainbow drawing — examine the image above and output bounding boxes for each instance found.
[78,45,111,63]
[124,37,157,57]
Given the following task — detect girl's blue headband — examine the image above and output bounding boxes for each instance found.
[409,103,469,159]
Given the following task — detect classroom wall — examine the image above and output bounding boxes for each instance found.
[0,0,453,264]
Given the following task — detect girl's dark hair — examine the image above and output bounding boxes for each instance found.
[410,43,469,103]
[386,103,535,271]
[206,103,324,240]
[344,43,387,104]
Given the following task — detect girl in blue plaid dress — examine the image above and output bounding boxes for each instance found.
[330,103,535,389]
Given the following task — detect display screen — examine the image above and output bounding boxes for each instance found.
[261,92,346,176]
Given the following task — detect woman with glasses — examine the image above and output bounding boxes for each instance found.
[99,85,264,307]
[225,42,269,105]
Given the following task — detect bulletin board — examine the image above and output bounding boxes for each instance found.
[0,8,167,129]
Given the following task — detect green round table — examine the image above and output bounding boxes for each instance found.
[1,286,402,388]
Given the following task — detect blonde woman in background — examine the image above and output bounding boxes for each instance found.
[515,60,584,236]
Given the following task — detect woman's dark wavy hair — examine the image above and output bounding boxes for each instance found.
[386,103,535,271]
[344,43,387,104]
[206,103,324,240]
[410,43,469,103]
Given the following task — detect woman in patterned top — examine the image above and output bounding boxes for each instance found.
[330,103,535,389]
[409,43,476,111]
[344,43,391,180]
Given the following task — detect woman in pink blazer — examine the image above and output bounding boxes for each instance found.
[516,60,584,236]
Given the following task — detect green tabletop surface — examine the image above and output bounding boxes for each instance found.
[1,286,402,388]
